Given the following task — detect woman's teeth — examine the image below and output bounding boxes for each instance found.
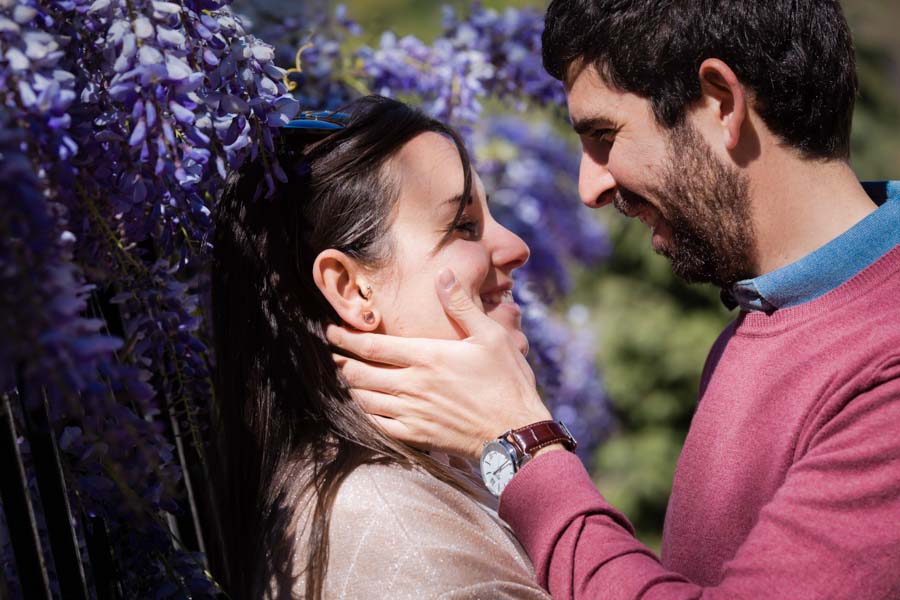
[481,290,514,306]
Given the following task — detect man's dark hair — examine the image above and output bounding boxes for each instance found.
[543,0,859,160]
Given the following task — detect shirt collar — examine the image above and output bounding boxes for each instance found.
[723,181,900,313]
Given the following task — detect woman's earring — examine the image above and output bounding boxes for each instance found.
[360,286,375,325]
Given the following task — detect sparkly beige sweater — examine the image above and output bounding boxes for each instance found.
[261,460,550,599]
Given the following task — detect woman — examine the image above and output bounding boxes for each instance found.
[211,95,547,599]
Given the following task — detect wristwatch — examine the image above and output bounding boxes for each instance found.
[479,420,577,497]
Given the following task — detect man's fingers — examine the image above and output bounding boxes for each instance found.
[353,389,404,419]
[435,268,492,337]
[326,325,424,367]
[367,414,421,447]
[334,354,404,394]
[356,390,431,450]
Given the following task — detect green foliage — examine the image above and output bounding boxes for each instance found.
[851,42,900,179]
[844,0,900,178]
[571,217,733,549]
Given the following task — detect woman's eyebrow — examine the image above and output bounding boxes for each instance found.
[443,193,473,207]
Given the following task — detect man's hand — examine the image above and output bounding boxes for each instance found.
[327,268,552,460]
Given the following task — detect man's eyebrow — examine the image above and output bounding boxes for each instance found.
[571,115,616,135]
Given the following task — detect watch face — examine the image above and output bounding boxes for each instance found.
[480,441,517,497]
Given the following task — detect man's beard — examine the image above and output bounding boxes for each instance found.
[613,123,757,288]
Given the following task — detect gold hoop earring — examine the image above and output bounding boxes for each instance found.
[359,285,373,300]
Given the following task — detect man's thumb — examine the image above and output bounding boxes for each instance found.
[436,268,485,336]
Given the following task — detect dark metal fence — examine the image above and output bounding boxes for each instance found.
[0,373,217,599]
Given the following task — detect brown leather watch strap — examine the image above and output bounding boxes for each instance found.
[505,420,577,456]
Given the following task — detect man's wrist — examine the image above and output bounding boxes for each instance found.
[529,442,567,460]
[479,420,576,497]
[504,405,554,437]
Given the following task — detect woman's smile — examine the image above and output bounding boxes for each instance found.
[480,286,515,308]
[480,285,521,324]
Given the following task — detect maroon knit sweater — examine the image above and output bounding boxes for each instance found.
[499,246,900,599]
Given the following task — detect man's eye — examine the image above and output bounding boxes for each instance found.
[591,128,616,143]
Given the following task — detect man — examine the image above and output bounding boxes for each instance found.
[328,1,900,597]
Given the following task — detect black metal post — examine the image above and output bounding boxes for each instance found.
[166,399,205,559]
[0,392,51,600]
[83,516,119,600]
[19,386,89,600]
[0,555,11,600]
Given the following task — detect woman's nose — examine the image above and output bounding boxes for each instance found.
[488,220,530,272]
[578,150,617,208]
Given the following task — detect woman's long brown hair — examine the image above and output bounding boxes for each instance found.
[210,96,478,599]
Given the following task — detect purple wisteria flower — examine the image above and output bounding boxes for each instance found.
[441,3,568,108]
[1,0,297,595]
[351,2,567,132]
[356,31,496,128]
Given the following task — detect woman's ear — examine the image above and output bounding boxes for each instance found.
[697,58,747,152]
[312,249,380,331]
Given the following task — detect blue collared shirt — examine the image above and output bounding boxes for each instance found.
[726,181,900,313]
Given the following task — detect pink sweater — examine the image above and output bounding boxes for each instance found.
[500,246,900,599]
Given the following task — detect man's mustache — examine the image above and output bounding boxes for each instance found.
[611,187,653,217]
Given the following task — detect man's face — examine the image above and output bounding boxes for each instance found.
[566,63,757,287]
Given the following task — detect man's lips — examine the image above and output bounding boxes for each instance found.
[612,191,662,229]
[636,206,661,229]
[612,189,648,217]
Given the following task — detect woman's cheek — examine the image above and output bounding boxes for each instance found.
[440,245,490,293]
[380,244,492,340]
[376,271,462,340]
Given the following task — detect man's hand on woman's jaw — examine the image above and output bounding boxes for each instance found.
[327,268,552,460]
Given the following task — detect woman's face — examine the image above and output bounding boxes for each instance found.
[371,132,530,354]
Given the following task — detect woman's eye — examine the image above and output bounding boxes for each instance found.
[454,219,480,237]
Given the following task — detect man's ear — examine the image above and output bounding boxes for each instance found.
[312,249,380,331]
[697,58,747,152]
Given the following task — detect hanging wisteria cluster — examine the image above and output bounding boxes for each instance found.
[1,0,612,596]
[1,0,295,595]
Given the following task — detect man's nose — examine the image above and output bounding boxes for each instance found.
[578,151,616,208]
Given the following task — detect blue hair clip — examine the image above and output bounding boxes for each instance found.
[280,111,348,183]
[283,110,349,133]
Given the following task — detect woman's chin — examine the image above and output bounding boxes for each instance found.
[488,313,528,356]
[484,301,521,324]
[484,308,528,356]
[511,329,529,356]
